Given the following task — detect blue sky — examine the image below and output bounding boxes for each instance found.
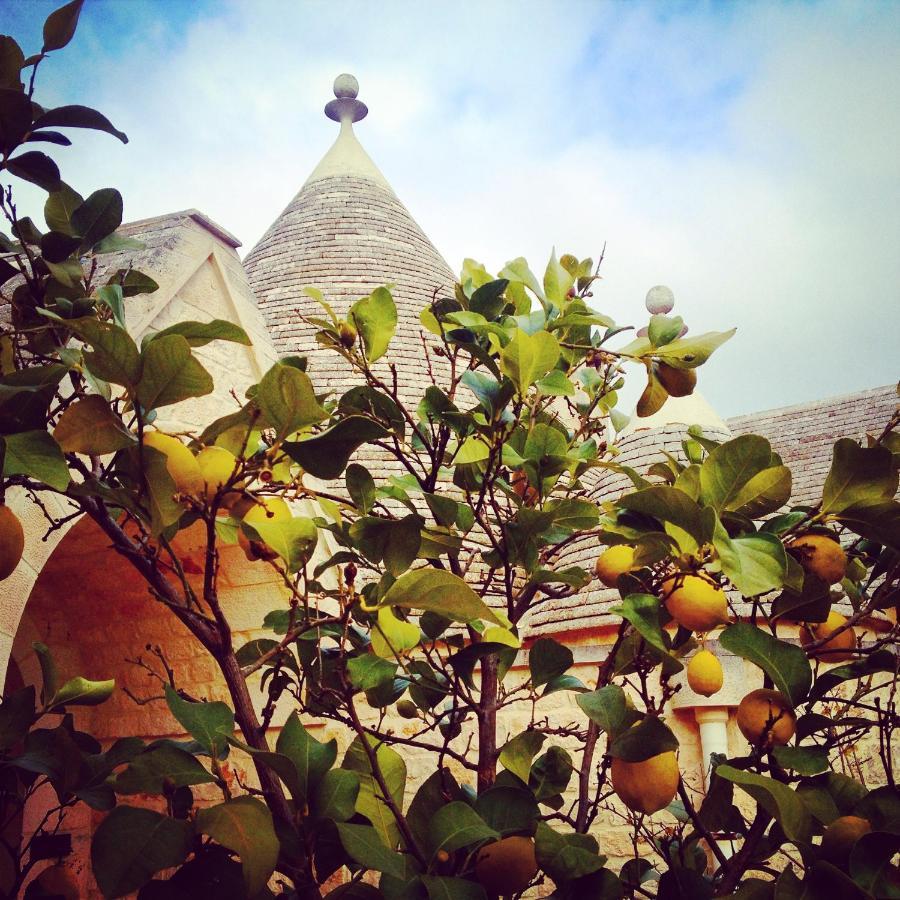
[4,0,899,417]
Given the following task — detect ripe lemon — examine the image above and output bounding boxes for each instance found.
[801,610,856,663]
[656,363,697,398]
[196,446,238,501]
[662,574,729,632]
[0,504,25,580]
[143,431,204,496]
[511,469,539,506]
[611,751,680,814]
[239,497,292,560]
[736,688,796,747]
[595,545,636,588]
[821,815,871,868]
[789,534,847,585]
[475,836,537,895]
[687,649,724,697]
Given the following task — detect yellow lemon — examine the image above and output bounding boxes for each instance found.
[196,446,238,501]
[662,574,729,632]
[239,497,292,560]
[611,751,680,814]
[475,836,538,895]
[142,431,204,496]
[801,610,856,663]
[595,545,636,588]
[821,815,871,868]
[789,534,847,585]
[736,688,796,747]
[0,504,25,580]
[687,649,724,697]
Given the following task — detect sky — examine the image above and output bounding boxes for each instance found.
[4,0,899,417]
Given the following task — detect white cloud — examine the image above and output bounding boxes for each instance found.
[8,0,899,416]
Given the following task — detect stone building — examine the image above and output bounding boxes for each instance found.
[2,75,895,896]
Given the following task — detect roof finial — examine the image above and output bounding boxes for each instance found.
[325,73,368,124]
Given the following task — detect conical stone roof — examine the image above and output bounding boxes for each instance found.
[243,74,455,406]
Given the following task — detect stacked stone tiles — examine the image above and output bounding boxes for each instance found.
[242,161,456,411]
[728,384,897,505]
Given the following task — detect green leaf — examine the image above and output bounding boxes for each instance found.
[530,745,573,801]
[0,686,35,752]
[657,868,714,899]
[617,486,708,551]
[146,319,249,348]
[53,395,135,455]
[342,736,407,848]
[42,0,84,52]
[257,362,327,439]
[807,649,897,703]
[536,369,575,396]
[196,797,279,895]
[469,278,509,319]
[32,103,127,144]
[164,685,233,756]
[349,514,422,577]
[350,287,397,362]
[136,334,212,410]
[821,438,897,516]
[428,802,498,859]
[699,435,773,511]
[500,328,561,395]
[347,463,377,514]
[49,675,114,709]
[43,182,84,235]
[714,527,787,597]
[247,516,318,573]
[346,655,397,692]
[381,568,505,625]
[276,712,337,799]
[534,821,606,881]
[5,150,60,191]
[335,822,409,878]
[138,445,183,536]
[1,429,69,489]
[312,768,360,822]
[31,641,58,703]
[283,415,390,480]
[576,685,638,738]
[648,314,684,348]
[499,730,546,782]
[609,594,672,659]
[371,606,420,658]
[834,500,900,550]
[529,638,573,689]
[727,465,792,518]
[608,716,679,762]
[71,188,123,251]
[772,745,829,775]
[474,786,539,837]
[719,623,811,705]
[421,876,488,900]
[716,765,812,842]
[543,249,575,306]
[545,498,600,532]
[58,316,142,388]
[850,831,900,897]
[652,328,736,369]
[90,805,191,898]
[114,743,215,794]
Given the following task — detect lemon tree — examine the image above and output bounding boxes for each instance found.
[1,4,898,898]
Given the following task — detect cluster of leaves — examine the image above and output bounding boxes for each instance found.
[2,3,899,899]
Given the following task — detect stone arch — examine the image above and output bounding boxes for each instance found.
[1,208,278,686]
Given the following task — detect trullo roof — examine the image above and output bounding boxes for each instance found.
[243,74,455,405]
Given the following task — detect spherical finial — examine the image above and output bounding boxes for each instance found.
[325,73,368,124]
[333,73,359,99]
[646,285,675,315]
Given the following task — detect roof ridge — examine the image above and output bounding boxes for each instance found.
[728,384,897,422]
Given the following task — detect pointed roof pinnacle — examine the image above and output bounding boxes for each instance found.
[325,73,368,124]
[304,73,389,189]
